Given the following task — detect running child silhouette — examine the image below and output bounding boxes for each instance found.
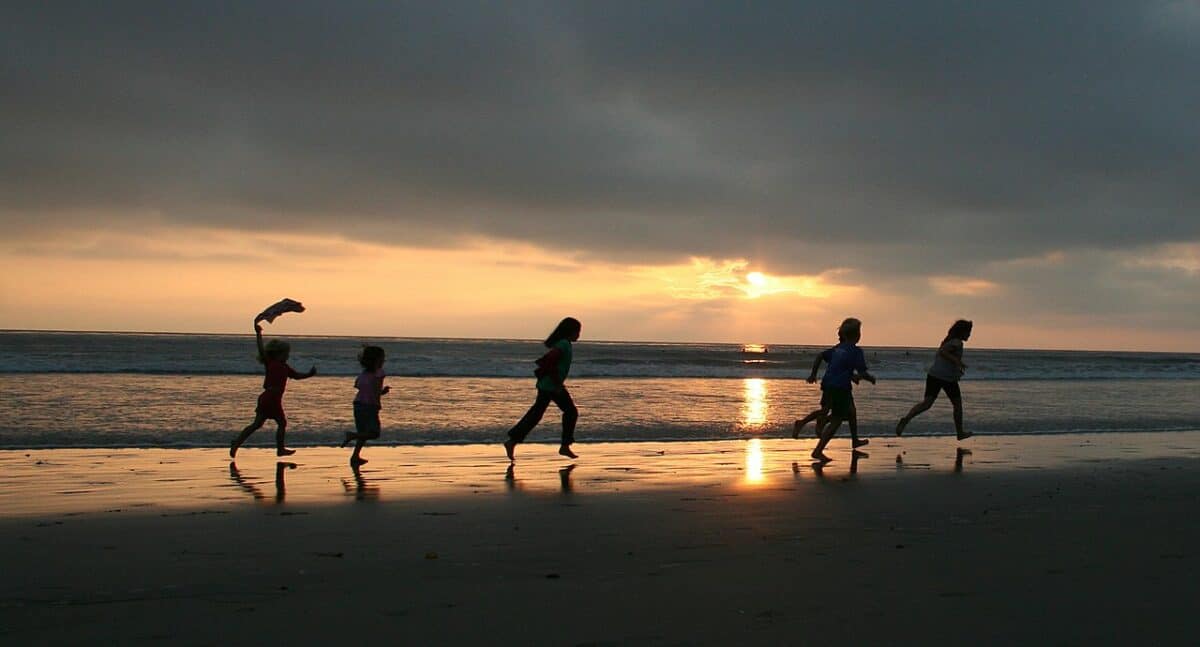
[504,317,582,462]
[230,322,317,457]
[793,334,868,445]
[810,318,876,463]
[895,319,973,440]
[341,345,389,465]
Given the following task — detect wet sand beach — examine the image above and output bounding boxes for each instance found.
[2,433,1198,644]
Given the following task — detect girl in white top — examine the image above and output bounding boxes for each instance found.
[896,320,973,441]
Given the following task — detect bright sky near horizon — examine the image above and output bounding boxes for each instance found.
[2,3,1198,351]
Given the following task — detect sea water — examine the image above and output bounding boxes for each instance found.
[1,331,1197,448]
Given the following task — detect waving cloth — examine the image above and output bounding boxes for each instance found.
[255,298,306,324]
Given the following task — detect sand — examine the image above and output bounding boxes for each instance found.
[2,433,1198,645]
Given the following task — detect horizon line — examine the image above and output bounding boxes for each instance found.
[0,328,1189,355]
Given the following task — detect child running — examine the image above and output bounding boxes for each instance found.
[504,317,582,462]
[895,319,973,440]
[810,318,876,463]
[793,349,865,443]
[342,345,389,466]
[230,322,317,457]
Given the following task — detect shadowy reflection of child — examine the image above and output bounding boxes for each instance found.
[811,318,876,462]
[341,346,389,466]
[227,461,294,504]
[230,322,317,457]
[341,464,380,501]
[504,318,582,462]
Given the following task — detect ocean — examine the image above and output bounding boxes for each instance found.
[1,331,1197,448]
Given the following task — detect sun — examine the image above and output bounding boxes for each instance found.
[746,271,767,287]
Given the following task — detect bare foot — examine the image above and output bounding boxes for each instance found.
[853,438,870,448]
[350,456,368,466]
[895,417,909,437]
[277,448,296,457]
[504,439,516,462]
[852,449,869,458]
[957,431,973,441]
[558,445,578,459]
[792,420,803,439]
[811,450,832,463]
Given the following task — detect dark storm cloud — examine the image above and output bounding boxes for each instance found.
[2,1,1198,274]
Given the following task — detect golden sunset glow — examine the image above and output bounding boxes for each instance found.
[741,378,768,428]
[0,223,1195,350]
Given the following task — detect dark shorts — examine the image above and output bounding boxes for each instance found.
[353,402,381,439]
[256,391,285,423]
[823,387,853,418]
[924,375,962,402]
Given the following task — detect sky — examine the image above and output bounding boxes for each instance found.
[2,1,1198,350]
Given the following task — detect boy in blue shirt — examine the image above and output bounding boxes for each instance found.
[811,318,876,463]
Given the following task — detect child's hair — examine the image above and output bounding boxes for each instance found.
[946,319,973,341]
[544,317,582,348]
[260,339,290,363]
[358,345,386,370]
[837,317,862,342]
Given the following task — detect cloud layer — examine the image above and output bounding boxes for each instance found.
[2,1,1198,342]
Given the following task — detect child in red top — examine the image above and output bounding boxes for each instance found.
[230,322,316,458]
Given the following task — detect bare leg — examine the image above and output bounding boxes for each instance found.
[793,407,828,439]
[812,415,843,462]
[814,413,830,439]
[350,437,368,465]
[951,397,971,440]
[231,414,267,457]
[554,388,579,459]
[275,420,295,456]
[849,405,868,447]
[506,391,553,462]
[896,397,935,436]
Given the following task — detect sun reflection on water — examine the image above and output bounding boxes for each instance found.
[741,378,768,428]
[745,438,765,484]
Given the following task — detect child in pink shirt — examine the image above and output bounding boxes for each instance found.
[342,345,389,465]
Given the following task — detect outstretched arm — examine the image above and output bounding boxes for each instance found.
[288,365,318,379]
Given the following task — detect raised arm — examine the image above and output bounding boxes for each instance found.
[253,322,265,358]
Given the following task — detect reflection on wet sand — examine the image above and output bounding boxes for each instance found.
[850,449,867,475]
[506,463,576,494]
[559,464,576,492]
[229,461,295,504]
[744,438,764,484]
[3,432,1199,517]
[342,464,380,501]
[955,447,972,473]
